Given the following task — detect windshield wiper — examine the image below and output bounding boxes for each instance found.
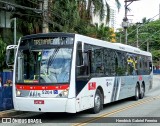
[47,47,60,74]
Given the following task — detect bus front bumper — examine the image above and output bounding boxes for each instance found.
[14,97,76,113]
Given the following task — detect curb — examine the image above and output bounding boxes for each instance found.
[0,109,28,117]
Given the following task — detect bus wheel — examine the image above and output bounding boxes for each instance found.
[91,89,103,114]
[134,85,140,100]
[140,84,145,99]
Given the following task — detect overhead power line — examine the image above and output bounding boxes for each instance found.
[127,13,160,37]
[139,29,160,47]
[0,0,43,13]
[27,0,39,6]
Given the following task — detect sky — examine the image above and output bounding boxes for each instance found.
[116,0,160,28]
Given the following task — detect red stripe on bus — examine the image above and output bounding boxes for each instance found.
[138,75,142,81]
[16,84,69,90]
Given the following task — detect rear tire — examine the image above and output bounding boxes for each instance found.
[91,89,103,114]
[134,85,140,100]
[140,84,145,99]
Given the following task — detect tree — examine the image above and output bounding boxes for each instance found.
[118,19,160,65]
[0,37,7,70]
[13,0,42,35]
[12,0,121,41]
[78,0,121,24]
[85,23,110,41]
[49,0,81,32]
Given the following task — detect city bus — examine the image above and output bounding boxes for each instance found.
[6,32,153,113]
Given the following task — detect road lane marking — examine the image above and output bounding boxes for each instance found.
[72,95,160,126]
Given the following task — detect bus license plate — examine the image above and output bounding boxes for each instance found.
[34,100,44,104]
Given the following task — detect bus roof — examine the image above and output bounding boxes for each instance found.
[21,32,75,40]
[74,34,152,57]
[21,32,152,57]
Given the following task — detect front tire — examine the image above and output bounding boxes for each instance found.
[91,89,103,114]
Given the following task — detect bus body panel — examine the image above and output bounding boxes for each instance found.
[14,97,76,113]
[75,75,152,112]
[67,36,77,99]
[8,33,153,113]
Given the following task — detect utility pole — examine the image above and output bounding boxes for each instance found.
[147,40,149,52]
[136,23,142,48]
[136,25,139,48]
[120,33,122,43]
[43,0,49,33]
[122,0,139,45]
[13,18,16,46]
[124,1,128,45]
[10,18,16,57]
[122,1,128,44]
[159,4,160,19]
[40,0,49,33]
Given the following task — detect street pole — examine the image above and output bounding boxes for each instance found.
[136,26,138,48]
[12,18,16,58]
[147,40,149,52]
[124,1,128,45]
[13,18,16,45]
[42,0,49,33]
[159,4,160,19]
[120,33,122,43]
[125,29,128,44]
[122,0,139,45]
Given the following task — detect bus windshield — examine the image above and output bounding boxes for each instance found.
[16,37,73,84]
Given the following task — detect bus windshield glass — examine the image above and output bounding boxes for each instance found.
[16,37,73,84]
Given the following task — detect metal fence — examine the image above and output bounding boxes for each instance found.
[153,70,160,74]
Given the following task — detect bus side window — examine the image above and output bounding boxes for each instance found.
[76,42,83,66]
[76,42,88,76]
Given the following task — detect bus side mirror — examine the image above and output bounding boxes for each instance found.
[6,45,17,67]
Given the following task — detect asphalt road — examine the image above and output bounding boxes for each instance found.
[1,75,160,126]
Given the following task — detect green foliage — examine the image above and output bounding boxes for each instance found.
[0,0,121,70]
[84,23,111,41]
[13,0,42,35]
[151,50,160,61]
[116,19,160,65]
[11,0,121,41]
[139,20,160,64]
[13,0,121,34]
[0,37,7,70]
[116,67,125,76]
[50,0,80,32]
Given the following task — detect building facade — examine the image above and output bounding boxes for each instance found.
[92,0,117,30]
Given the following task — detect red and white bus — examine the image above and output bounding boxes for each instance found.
[6,32,153,113]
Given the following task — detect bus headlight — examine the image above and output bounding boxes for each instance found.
[58,89,69,98]
[16,90,21,96]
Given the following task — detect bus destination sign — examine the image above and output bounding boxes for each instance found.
[33,37,74,46]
